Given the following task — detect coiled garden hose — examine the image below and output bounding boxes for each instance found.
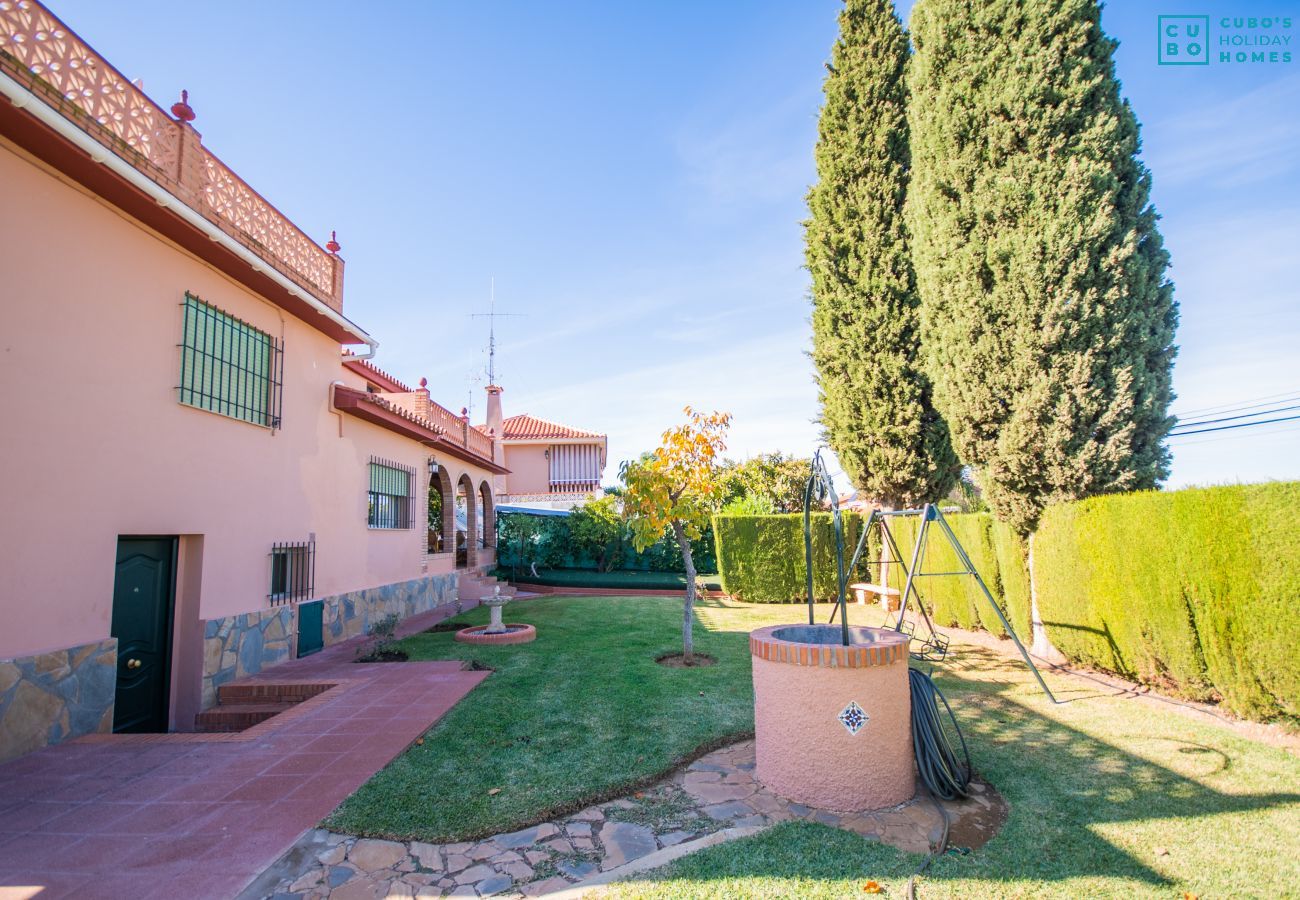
[905,666,971,899]
[909,666,971,801]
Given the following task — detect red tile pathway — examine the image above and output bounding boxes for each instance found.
[0,608,489,900]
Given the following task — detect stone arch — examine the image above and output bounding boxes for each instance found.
[428,461,454,554]
[478,479,495,549]
[457,472,478,569]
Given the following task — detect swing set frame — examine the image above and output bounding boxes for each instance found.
[802,450,1058,704]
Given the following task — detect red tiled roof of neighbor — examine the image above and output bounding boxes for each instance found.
[501,414,605,441]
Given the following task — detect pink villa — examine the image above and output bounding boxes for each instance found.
[0,1,511,761]
[482,387,609,510]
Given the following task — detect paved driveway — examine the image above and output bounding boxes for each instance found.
[0,613,487,900]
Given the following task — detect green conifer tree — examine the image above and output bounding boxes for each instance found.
[806,0,960,509]
[907,0,1178,534]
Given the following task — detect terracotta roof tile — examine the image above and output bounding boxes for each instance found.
[341,356,414,394]
[501,414,604,441]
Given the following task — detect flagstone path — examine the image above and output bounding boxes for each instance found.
[249,739,1006,899]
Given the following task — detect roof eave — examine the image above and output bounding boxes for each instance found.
[332,386,509,474]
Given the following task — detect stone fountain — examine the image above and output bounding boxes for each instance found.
[454,586,536,645]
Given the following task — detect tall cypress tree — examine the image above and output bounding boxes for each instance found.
[806,0,960,509]
[907,0,1178,534]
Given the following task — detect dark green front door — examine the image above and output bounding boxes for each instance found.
[111,537,176,733]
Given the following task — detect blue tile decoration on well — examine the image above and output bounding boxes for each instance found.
[838,700,868,735]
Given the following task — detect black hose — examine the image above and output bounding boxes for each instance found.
[909,666,971,801]
[904,666,971,898]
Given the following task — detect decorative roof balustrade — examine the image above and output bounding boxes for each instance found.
[333,386,504,473]
[424,399,467,438]
[0,0,342,312]
[466,424,494,460]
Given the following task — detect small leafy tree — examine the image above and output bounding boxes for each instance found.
[621,408,732,664]
[567,493,626,572]
[721,493,777,516]
[716,453,812,513]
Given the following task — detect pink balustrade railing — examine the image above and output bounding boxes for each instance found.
[466,426,494,460]
[0,0,342,311]
[425,399,466,438]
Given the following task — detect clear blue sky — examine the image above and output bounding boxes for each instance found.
[54,0,1300,489]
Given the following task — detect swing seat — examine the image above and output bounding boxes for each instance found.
[898,620,950,661]
[848,582,901,610]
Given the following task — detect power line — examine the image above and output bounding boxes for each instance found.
[1166,412,1300,438]
[1171,389,1300,419]
[1171,402,1300,431]
[1166,420,1300,448]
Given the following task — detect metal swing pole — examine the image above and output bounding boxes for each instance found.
[893,506,931,633]
[829,509,877,625]
[802,473,817,627]
[931,508,1058,704]
[803,452,850,645]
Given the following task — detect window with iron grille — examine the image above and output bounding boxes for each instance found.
[270,540,315,605]
[368,458,414,529]
[178,292,283,429]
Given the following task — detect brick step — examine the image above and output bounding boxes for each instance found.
[216,682,332,706]
[195,701,297,733]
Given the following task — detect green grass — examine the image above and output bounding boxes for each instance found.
[327,596,1300,897]
[322,595,752,841]
[497,568,723,591]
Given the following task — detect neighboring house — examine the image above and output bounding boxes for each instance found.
[0,0,506,761]
[480,386,608,510]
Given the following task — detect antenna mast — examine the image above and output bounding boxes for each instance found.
[469,276,524,387]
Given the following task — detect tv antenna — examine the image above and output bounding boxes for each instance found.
[469,277,525,387]
[464,369,484,420]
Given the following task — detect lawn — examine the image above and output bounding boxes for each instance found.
[322,595,755,841]
[326,596,1300,898]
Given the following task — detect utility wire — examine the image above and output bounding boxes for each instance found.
[1167,412,1300,437]
[1165,420,1300,447]
[1171,402,1300,431]
[1172,389,1300,419]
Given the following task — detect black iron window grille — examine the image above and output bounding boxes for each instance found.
[178,292,284,429]
[270,539,315,605]
[368,458,414,529]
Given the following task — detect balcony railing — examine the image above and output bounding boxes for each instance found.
[424,399,466,437]
[422,396,495,463]
[0,0,342,311]
[466,426,494,460]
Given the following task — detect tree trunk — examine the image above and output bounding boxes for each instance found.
[671,520,697,664]
[1027,531,1066,664]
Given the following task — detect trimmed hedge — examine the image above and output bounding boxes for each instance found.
[713,513,870,603]
[1034,483,1300,720]
[990,520,1033,639]
[715,486,1299,721]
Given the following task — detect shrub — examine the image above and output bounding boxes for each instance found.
[713,513,868,603]
[496,509,714,575]
[355,614,406,662]
[1034,483,1300,719]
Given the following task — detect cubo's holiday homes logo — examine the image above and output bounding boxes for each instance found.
[1159,15,1294,66]
[1159,15,1209,64]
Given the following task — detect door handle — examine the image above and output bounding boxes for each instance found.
[126,658,141,669]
